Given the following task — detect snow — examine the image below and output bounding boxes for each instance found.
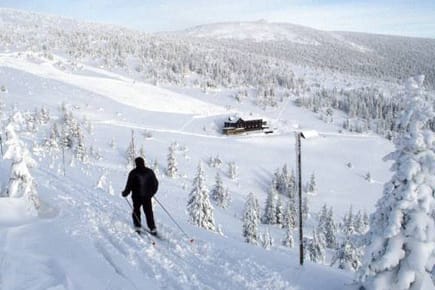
[179,21,321,45]
[0,52,391,289]
[0,52,226,117]
[0,9,432,290]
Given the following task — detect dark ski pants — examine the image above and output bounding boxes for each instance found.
[132,197,156,231]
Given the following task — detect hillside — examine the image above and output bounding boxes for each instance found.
[175,21,435,89]
[0,8,433,290]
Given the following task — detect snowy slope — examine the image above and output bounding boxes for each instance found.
[172,21,435,88]
[1,8,434,89]
[0,42,396,289]
[2,8,432,290]
[175,20,374,53]
[178,20,323,45]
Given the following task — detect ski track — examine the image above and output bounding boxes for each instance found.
[35,167,292,290]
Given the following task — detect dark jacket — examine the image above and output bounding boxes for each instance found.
[122,165,158,199]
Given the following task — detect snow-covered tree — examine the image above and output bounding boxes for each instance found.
[262,182,278,224]
[186,163,216,231]
[324,207,338,249]
[208,155,223,168]
[362,210,370,233]
[302,196,309,220]
[3,123,39,213]
[211,173,230,208]
[74,129,88,164]
[359,76,435,290]
[317,204,328,234]
[126,130,136,167]
[331,238,362,271]
[307,230,326,264]
[342,206,355,237]
[287,169,296,198]
[282,223,295,248]
[44,123,60,153]
[354,210,365,234]
[307,172,317,193]
[242,192,260,244]
[261,229,273,250]
[283,199,297,229]
[166,142,178,178]
[276,194,284,226]
[228,161,238,180]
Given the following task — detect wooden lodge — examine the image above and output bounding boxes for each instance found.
[223,118,268,135]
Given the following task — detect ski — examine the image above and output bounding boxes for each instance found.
[137,228,164,240]
[133,227,157,245]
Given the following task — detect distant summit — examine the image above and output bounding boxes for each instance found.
[175,21,324,44]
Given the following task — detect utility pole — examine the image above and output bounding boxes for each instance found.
[0,133,3,157]
[295,132,304,266]
[294,130,318,266]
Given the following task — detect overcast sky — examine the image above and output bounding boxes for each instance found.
[1,0,434,38]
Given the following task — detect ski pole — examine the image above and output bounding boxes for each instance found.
[124,197,155,245]
[154,197,194,243]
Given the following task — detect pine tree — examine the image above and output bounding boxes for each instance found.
[331,237,362,271]
[211,173,230,208]
[302,196,309,220]
[242,192,260,244]
[228,161,238,180]
[166,142,178,178]
[261,229,273,250]
[287,169,296,198]
[308,230,326,263]
[3,123,39,213]
[359,76,435,290]
[283,199,297,229]
[282,223,294,248]
[126,130,136,167]
[45,123,60,153]
[74,129,88,164]
[324,207,338,249]
[308,172,317,193]
[353,210,365,234]
[342,206,355,237]
[186,163,216,231]
[275,194,284,226]
[262,182,278,224]
[362,210,369,233]
[317,204,328,234]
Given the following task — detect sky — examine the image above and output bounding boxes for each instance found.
[0,0,434,38]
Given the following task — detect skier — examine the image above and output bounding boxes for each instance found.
[122,157,159,235]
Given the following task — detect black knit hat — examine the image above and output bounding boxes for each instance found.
[135,157,145,167]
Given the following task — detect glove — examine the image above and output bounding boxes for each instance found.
[122,190,129,197]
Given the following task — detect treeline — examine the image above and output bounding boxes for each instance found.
[295,86,435,138]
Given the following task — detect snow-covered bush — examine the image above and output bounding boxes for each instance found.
[3,123,40,214]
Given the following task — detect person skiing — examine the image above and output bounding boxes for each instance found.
[122,157,159,235]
